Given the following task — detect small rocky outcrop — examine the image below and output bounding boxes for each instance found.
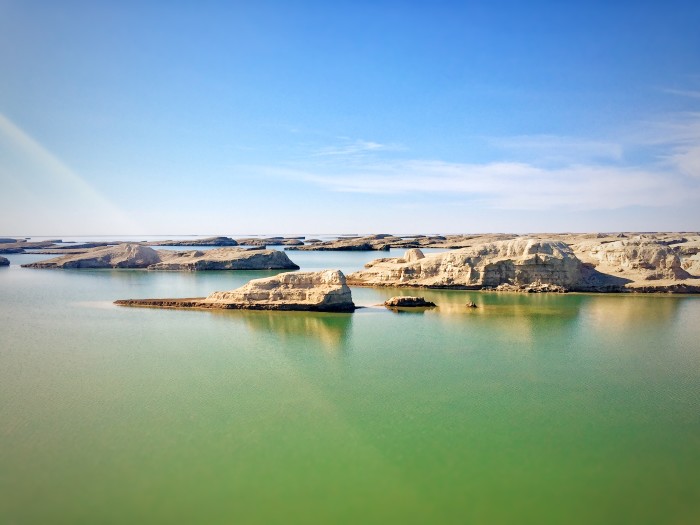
[115,270,356,312]
[236,237,304,246]
[146,236,239,247]
[286,235,394,251]
[348,240,583,290]
[384,296,436,308]
[404,248,425,262]
[0,256,9,266]
[491,282,568,293]
[21,243,299,271]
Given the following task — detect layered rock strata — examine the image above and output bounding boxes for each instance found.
[115,270,356,312]
[347,238,700,293]
[348,240,583,290]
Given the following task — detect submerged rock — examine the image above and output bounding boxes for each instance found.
[115,270,356,312]
[22,243,299,270]
[384,296,436,308]
[0,256,9,266]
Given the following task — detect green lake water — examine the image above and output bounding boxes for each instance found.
[1,249,699,524]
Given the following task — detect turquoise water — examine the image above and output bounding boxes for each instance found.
[1,249,699,524]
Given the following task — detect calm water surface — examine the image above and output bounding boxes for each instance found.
[1,248,699,524]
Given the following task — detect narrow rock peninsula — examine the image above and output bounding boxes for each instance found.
[115,270,356,312]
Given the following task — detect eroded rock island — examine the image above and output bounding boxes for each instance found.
[115,270,356,312]
[21,243,299,271]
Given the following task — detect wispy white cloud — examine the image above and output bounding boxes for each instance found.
[488,134,624,163]
[247,112,700,211]
[312,138,403,157]
[661,88,700,99]
[253,160,697,210]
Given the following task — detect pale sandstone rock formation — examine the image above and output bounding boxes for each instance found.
[115,270,356,312]
[22,243,299,271]
[204,270,354,311]
[573,238,690,281]
[23,244,161,269]
[151,248,298,270]
[347,239,583,290]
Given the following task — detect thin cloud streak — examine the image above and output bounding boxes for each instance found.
[488,134,624,163]
[255,160,697,210]
[312,139,403,157]
[249,112,700,212]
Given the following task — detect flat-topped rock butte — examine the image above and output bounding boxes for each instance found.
[115,270,356,312]
[21,243,299,271]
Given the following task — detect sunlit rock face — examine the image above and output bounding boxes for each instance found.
[347,239,583,290]
[575,239,690,281]
[203,270,355,312]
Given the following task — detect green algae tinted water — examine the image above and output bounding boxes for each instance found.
[1,250,700,524]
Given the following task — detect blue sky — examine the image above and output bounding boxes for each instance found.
[1,0,699,235]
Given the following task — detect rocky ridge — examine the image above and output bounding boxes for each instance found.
[22,243,299,270]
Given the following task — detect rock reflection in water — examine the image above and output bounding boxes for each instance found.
[582,294,682,333]
[209,309,353,353]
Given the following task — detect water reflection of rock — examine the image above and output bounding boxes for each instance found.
[211,309,353,353]
[582,295,683,332]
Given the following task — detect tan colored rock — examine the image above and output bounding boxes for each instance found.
[681,254,700,277]
[116,270,356,312]
[204,270,354,311]
[574,238,689,281]
[384,296,436,307]
[22,243,299,271]
[347,239,583,290]
[151,248,298,270]
[404,248,425,262]
[23,244,161,269]
[286,235,395,251]
[146,236,239,246]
